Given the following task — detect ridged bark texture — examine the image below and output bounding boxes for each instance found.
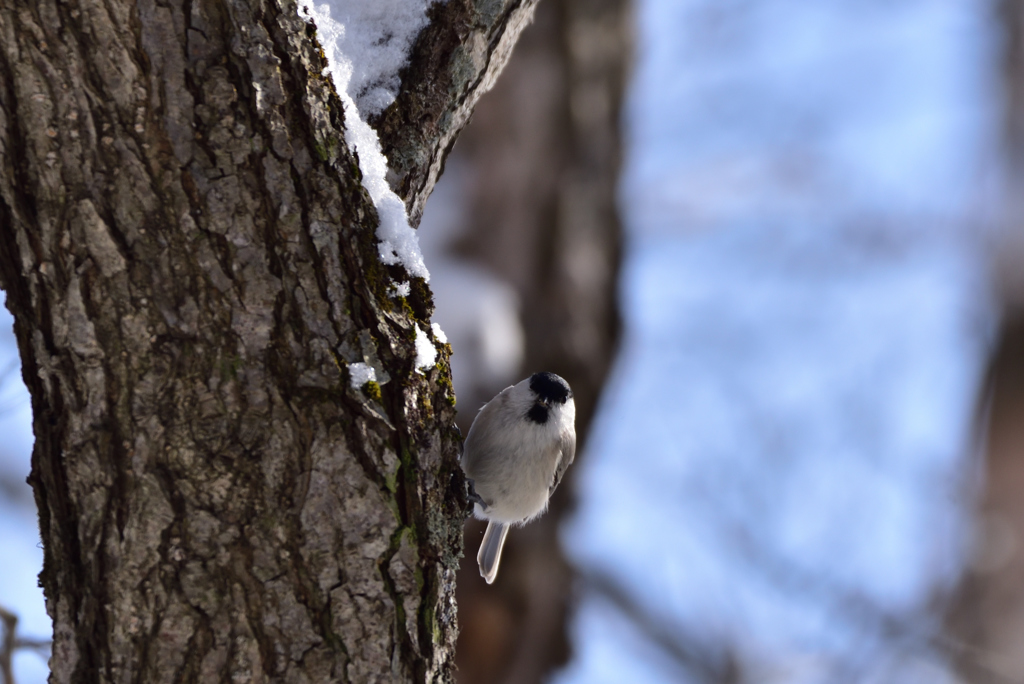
[0,0,540,681]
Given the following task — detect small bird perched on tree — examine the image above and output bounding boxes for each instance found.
[461,372,577,584]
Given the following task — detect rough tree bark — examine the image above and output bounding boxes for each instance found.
[0,0,540,681]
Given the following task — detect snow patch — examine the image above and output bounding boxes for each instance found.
[348,361,377,389]
[304,1,432,281]
[390,280,412,298]
[431,322,448,344]
[306,0,434,116]
[414,325,437,372]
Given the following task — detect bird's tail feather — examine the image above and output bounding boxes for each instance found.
[477,521,510,584]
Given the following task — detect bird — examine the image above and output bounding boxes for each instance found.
[460,372,577,584]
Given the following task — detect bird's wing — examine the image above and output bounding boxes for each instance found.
[461,385,514,473]
[549,428,577,496]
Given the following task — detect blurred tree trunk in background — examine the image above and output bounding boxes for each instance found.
[449,0,630,682]
[944,1,1024,681]
[0,0,541,680]
[946,319,1024,682]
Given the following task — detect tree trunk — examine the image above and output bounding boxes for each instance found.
[0,0,539,680]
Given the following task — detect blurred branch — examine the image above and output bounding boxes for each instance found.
[718,512,1023,682]
[582,570,742,684]
[930,633,1023,684]
[0,606,15,684]
[724,517,914,638]
[0,358,18,388]
[0,357,27,417]
[0,606,51,684]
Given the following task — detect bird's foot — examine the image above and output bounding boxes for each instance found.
[466,479,489,511]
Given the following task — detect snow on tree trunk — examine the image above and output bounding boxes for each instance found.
[0,0,540,680]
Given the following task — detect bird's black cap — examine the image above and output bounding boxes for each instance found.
[529,372,572,404]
